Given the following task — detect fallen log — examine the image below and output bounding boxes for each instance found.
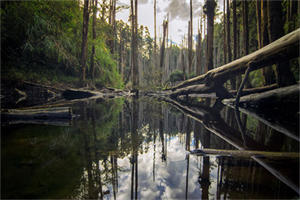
[222,83,299,109]
[229,84,278,96]
[1,107,73,125]
[170,28,299,91]
[190,148,299,158]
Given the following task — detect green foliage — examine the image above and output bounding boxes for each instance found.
[169,70,185,83]
[1,0,123,88]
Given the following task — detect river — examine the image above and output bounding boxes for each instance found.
[1,97,299,199]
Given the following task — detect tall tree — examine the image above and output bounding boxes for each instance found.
[90,0,97,82]
[188,0,193,75]
[154,0,157,67]
[131,0,139,91]
[267,0,296,87]
[242,0,249,56]
[223,0,227,64]
[160,20,168,85]
[204,0,216,72]
[256,0,262,48]
[261,0,276,85]
[226,0,235,89]
[196,16,202,76]
[232,0,240,89]
[80,0,90,84]
[232,0,237,60]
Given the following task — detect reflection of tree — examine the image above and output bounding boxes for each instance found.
[185,118,191,199]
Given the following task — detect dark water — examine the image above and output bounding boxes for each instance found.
[2,97,299,199]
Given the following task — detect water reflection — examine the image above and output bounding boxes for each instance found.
[2,97,299,199]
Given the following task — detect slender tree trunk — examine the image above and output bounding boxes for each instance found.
[233,0,240,89]
[226,0,235,89]
[80,0,90,85]
[242,1,249,56]
[233,0,237,60]
[261,0,276,85]
[181,45,186,80]
[160,20,168,85]
[101,0,107,22]
[242,0,252,88]
[256,0,262,49]
[188,0,193,75]
[131,0,139,91]
[267,0,296,87]
[90,0,97,82]
[196,17,202,76]
[223,0,227,65]
[154,0,157,63]
[205,0,216,73]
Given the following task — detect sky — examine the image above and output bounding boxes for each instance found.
[116,0,224,45]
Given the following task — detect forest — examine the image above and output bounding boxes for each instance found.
[1,0,299,93]
[1,0,300,199]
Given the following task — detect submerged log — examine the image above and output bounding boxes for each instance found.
[170,28,299,91]
[190,148,299,158]
[1,107,73,126]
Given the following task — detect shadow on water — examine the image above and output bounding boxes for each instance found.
[1,96,299,199]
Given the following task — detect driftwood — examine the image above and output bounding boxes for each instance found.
[1,107,73,126]
[168,28,299,97]
[190,148,299,158]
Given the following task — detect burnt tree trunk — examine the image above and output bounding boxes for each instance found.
[204,0,216,73]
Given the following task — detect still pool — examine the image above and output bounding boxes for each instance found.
[2,97,299,199]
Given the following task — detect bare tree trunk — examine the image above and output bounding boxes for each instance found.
[204,0,216,73]
[196,17,202,76]
[261,0,276,85]
[90,0,97,82]
[188,0,193,75]
[233,0,240,89]
[154,0,157,69]
[267,0,296,87]
[226,0,235,89]
[256,0,262,49]
[160,20,168,85]
[131,0,138,92]
[80,0,90,85]
[223,0,227,65]
[242,1,249,56]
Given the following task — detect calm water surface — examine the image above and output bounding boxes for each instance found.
[2,97,299,199]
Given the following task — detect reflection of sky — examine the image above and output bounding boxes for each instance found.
[102,131,220,199]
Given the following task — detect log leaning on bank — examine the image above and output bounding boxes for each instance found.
[169,28,300,95]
